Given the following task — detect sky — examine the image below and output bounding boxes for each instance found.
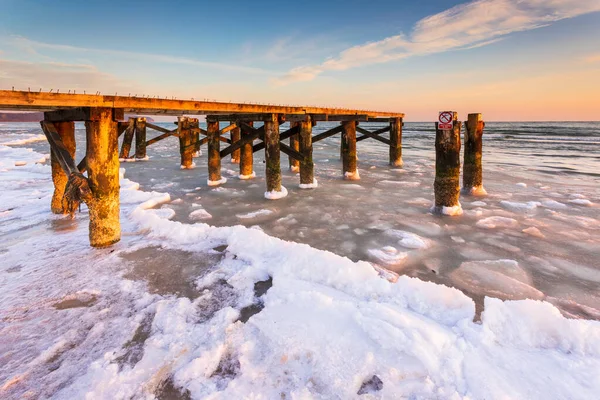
[0,0,599,121]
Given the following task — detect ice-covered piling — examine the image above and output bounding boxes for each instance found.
[134,117,147,159]
[341,120,358,179]
[49,121,76,214]
[299,116,315,188]
[230,122,241,164]
[462,113,485,195]
[433,111,462,215]
[118,118,135,159]
[207,118,223,184]
[240,121,255,178]
[85,108,121,247]
[178,117,195,169]
[389,117,403,167]
[265,114,284,196]
[289,121,300,172]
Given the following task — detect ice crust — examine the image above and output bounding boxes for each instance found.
[1,144,600,399]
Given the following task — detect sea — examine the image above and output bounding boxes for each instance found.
[0,121,599,398]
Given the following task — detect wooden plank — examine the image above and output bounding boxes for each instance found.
[312,125,344,143]
[219,123,237,134]
[191,127,208,135]
[356,126,391,146]
[43,107,124,122]
[145,122,174,135]
[40,121,78,175]
[279,142,304,162]
[220,136,232,144]
[146,131,175,146]
[220,125,264,158]
[0,90,405,118]
[251,125,298,153]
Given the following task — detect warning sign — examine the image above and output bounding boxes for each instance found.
[438,111,454,130]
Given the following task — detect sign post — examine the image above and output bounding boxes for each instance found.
[438,111,454,130]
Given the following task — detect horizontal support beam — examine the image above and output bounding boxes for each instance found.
[219,125,265,158]
[312,125,344,143]
[43,107,124,122]
[279,142,304,162]
[356,126,391,146]
[146,131,176,147]
[146,122,174,135]
[220,123,237,135]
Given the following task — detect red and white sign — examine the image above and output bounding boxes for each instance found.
[438,111,454,130]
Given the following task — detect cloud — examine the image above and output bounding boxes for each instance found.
[7,36,273,76]
[0,59,139,93]
[273,0,600,85]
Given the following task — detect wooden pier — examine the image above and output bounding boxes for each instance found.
[0,90,413,246]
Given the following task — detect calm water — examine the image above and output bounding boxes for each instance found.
[1,121,599,319]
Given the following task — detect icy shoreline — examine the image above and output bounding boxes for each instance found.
[2,145,600,398]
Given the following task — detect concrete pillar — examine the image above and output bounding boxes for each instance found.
[433,112,462,216]
[230,122,241,163]
[134,117,147,159]
[341,120,359,180]
[178,117,194,169]
[462,113,486,195]
[389,117,403,167]
[289,122,300,172]
[239,121,255,179]
[299,117,316,188]
[119,118,135,159]
[264,114,286,199]
[50,121,76,214]
[85,108,120,247]
[207,118,225,186]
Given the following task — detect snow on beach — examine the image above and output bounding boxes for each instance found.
[2,140,600,399]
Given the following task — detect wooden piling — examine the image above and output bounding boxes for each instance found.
[462,113,485,195]
[178,117,195,169]
[264,114,285,198]
[119,118,135,159]
[298,117,316,188]
[190,118,200,157]
[341,120,359,180]
[433,112,462,215]
[389,117,403,167]
[230,122,241,163]
[207,118,225,185]
[289,122,300,172]
[240,121,255,179]
[49,121,76,214]
[135,117,147,159]
[85,108,120,247]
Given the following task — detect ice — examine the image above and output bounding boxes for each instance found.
[299,178,318,189]
[344,170,360,180]
[431,202,463,216]
[3,131,600,399]
[384,229,430,249]
[463,185,488,196]
[568,199,594,206]
[189,208,213,220]
[541,200,568,209]
[207,177,227,186]
[476,216,519,229]
[264,185,288,200]
[180,162,196,169]
[470,201,487,207]
[238,171,256,180]
[500,200,541,213]
[450,260,544,300]
[0,133,46,145]
[522,226,545,238]
[378,180,420,187]
[367,247,409,266]
[236,209,274,219]
[516,182,527,187]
